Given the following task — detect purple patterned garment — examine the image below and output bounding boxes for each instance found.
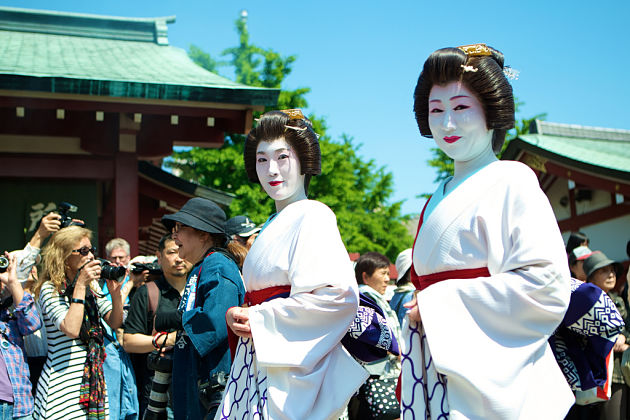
[342,292,399,362]
[550,278,624,391]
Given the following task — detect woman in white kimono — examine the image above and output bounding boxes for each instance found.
[399,44,574,419]
[217,109,368,420]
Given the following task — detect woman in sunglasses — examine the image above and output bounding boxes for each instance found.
[32,226,124,420]
[160,197,246,420]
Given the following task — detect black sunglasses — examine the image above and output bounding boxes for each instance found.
[72,246,96,256]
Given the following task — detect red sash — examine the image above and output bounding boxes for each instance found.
[226,285,291,360]
[410,198,489,290]
[397,198,491,402]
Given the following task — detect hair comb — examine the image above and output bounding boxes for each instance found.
[457,44,492,57]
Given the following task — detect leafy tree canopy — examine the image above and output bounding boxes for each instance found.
[168,14,412,261]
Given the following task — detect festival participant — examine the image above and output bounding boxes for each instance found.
[400,44,573,419]
[218,110,368,420]
[583,251,629,420]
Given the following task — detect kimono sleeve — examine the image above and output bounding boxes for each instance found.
[248,202,359,370]
[182,256,244,358]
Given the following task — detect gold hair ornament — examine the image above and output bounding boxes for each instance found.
[281,108,309,132]
[457,43,492,57]
[280,109,306,120]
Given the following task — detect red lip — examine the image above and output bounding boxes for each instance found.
[444,136,461,144]
[269,181,282,186]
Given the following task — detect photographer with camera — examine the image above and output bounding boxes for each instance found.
[123,234,191,419]
[0,251,42,419]
[101,238,140,420]
[32,226,124,419]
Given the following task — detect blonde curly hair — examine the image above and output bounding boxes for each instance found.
[34,226,93,299]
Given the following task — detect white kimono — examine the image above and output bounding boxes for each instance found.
[216,199,368,420]
[400,160,574,420]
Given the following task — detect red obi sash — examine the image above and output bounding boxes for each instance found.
[410,198,490,290]
[244,285,291,306]
[226,285,291,360]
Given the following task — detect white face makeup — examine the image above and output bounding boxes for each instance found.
[256,138,306,211]
[428,81,493,162]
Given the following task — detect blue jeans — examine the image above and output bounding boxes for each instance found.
[0,401,33,420]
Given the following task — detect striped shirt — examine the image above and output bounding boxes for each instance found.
[34,281,112,419]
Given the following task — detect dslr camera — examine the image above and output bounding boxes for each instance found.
[98,259,126,282]
[131,262,162,276]
[57,202,85,229]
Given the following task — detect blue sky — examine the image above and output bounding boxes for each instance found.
[5,1,629,215]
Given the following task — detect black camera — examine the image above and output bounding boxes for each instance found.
[57,202,85,229]
[0,256,8,274]
[98,259,126,282]
[131,262,162,276]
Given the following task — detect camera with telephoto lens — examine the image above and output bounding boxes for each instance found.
[131,262,162,276]
[57,202,85,229]
[98,258,126,282]
[0,256,8,274]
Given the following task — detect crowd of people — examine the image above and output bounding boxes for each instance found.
[0,42,628,420]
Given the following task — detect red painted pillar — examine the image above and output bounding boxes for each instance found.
[114,152,139,256]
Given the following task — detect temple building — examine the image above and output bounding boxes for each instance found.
[0,6,278,255]
[504,120,630,272]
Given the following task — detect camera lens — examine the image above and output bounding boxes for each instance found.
[0,256,8,274]
[98,259,126,282]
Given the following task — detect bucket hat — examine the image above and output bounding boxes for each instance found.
[226,216,261,237]
[161,197,226,234]
[583,251,623,280]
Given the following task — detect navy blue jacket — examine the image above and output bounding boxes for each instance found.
[173,251,245,420]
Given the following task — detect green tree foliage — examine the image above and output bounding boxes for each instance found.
[423,99,547,187]
[169,14,412,261]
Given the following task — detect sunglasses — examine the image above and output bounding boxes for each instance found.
[172,222,190,234]
[72,246,96,256]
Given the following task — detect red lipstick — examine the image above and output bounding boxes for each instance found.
[444,136,461,144]
[269,181,282,186]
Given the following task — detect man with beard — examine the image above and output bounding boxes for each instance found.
[123,234,191,418]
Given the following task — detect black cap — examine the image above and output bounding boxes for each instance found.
[225,216,261,237]
[583,251,623,280]
[161,198,226,234]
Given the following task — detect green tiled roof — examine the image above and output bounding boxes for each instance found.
[0,7,279,105]
[504,121,630,179]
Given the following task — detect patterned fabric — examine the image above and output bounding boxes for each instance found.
[0,293,41,417]
[356,376,399,420]
[401,319,449,420]
[358,286,402,353]
[77,293,107,419]
[550,278,624,391]
[342,292,399,362]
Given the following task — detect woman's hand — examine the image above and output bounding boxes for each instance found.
[77,259,101,288]
[0,252,24,305]
[226,306,252,338]
[613,334,630,353]
[404,293,421,323]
